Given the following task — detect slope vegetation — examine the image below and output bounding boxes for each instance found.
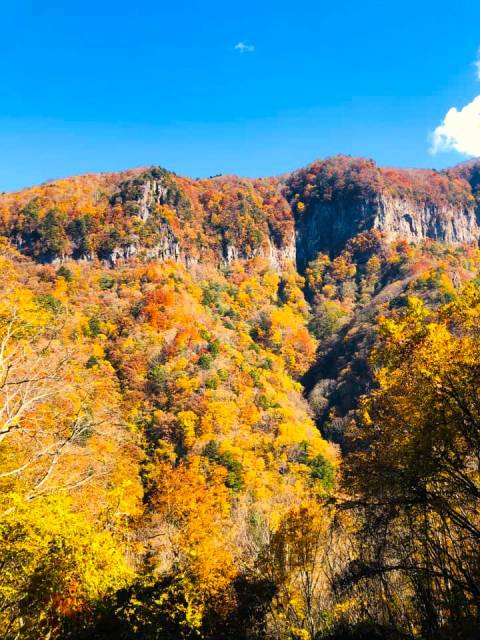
[1,156,480,639]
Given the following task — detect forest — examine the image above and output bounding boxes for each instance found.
[1,157,480,640]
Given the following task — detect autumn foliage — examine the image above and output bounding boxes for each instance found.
[0,239,336,639]
[2,158,480,640]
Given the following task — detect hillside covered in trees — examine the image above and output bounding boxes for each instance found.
[1,156,480,640]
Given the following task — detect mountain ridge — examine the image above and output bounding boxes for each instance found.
[3,155,480,639]
[1,155,479,272]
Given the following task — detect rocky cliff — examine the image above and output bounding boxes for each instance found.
[293,194,479,271]
[0,167,296,269]
[286,156,480,271]
[1,155,480,272]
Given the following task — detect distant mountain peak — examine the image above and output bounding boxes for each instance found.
[1,156,479,271]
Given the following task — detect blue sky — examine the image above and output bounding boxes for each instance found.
[1,0,480,191]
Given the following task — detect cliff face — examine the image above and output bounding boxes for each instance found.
[107,169,297,268]
[1,156,480,272]
[286,156,480,271]
[295,199,376,271]
[114,161,480,273]
[294,194,480,271]
[0,167,296,269]
[376,195,479,244]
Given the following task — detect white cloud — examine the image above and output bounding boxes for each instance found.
[430,48,480,157]
[234,42,255,53]
[431,95,480,156]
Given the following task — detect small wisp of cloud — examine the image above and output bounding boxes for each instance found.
[234,42,255,54]
[431,49,480,157]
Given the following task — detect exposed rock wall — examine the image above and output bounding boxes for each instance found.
[294,194,480,271]
[375,196,479,245]
[3,158,480,274]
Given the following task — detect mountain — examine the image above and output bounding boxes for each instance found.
[287,156,480,269]
[3,154,480,444]
[1,155,479,271]
[2,155,480,640]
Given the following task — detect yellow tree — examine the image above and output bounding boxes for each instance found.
[343,291,480,638]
